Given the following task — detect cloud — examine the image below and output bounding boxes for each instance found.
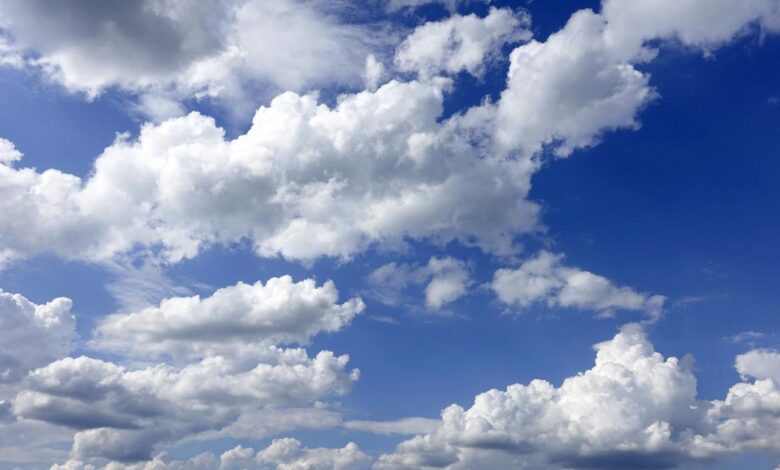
[491,251,666,320]
[9,277,361,462]
[0,137,22,164]
[93,276,364,361]
[369,257,471,310]
[52,439,371,470]
[375,325,780,469]
[0,289,75,383]
[0,0,382,116]
[2,1,779,269]
[14,349,357,462]
[395,8,531,79]
[0,79,540,265]
[495,8,655,157]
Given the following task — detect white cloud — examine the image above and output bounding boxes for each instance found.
[2,1,778,269]
[602,0,780,56]
[395,8,531,79]
[7,277,361,463]
[376,324,702,469]
[0,0,381,116]
[374,324,780,469]
[14,349,357,462]
[495,8,655,157]
[492,251,666,320]
[256,438,371,470]
[0,80,539,265]
[385,0,481,13]
[92,276,364,361]
[369,257,471,310]
[374,326,780,469]
[0,289,75,383]
[52,439,371,470]
[0,137,22,164]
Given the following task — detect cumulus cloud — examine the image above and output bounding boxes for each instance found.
[9,277,361,462]
[495,8,655,157]
[92,276,364,361]
[14,349,357,462]
[0,79,540,265]
[375,325,780,469]
[0,0,381,115]
[395,8,531,78]
[52,439,371,470]
[2,1,778,269]
[0,137,22,164]
[368,257,471,310]
[0,289,75,383]
[492,251,666,320]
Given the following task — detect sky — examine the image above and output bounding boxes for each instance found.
[0,0,779,469]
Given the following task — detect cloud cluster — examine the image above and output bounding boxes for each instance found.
[3,0,776,269]
[369,257,471,310]
[376,325,780,469]
[492,251,666,320]
[51,439,371,470]
[7,277,362,463]
[0,78,540,265]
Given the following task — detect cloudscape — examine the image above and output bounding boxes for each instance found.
[0,0,780,468]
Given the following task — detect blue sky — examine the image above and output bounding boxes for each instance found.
[0,1,779,469]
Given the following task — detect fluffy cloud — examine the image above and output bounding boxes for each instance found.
[0,79,539,265]
[492,251,666,320]
[8,277,361,463]
[0,137,22,164]
[395,8,531,78]
[0,289,75,383]
[92,276,364,361]
[14,348,357,462]
[495,8,655,157]
[2,1,778,269]
[601,0,780,56]
[376,324,700,468]
[369,257,471,310]
[0,0,379,115]
[52,439,371,470]
[375,325,780,469]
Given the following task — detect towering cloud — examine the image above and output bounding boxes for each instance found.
[376,326,780,469]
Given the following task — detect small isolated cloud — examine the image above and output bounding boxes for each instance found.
[395,7,531,79]
[491,251,666,321]
[369,256,471,310]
